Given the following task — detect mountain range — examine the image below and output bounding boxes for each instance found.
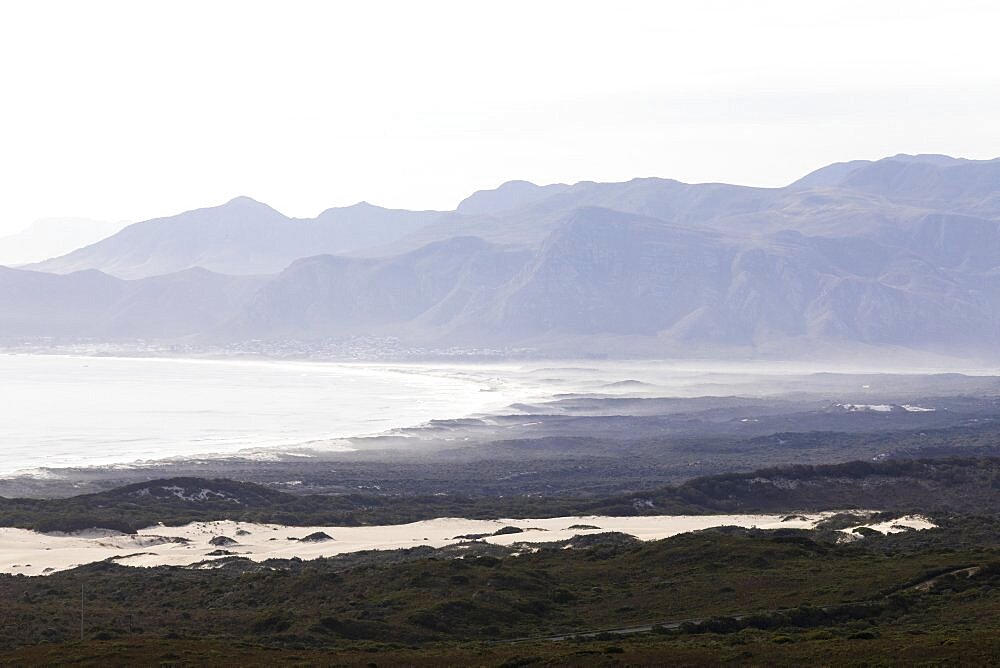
[3,154,1000,359]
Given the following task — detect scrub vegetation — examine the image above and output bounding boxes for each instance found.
[2,457,1000,664]
[1,519,999,664]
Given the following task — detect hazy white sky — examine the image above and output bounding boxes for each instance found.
[1,0,999,234]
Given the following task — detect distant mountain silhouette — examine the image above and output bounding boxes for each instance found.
[28,197,442,278]
[6,154,1000,359]
[457,180,570,215]
[0,265,265,339]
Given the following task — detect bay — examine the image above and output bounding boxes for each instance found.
[0,355,510,474]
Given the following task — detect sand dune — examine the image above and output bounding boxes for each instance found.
[0,513,935,576]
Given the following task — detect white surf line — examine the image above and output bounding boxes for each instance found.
[0,513,936,576]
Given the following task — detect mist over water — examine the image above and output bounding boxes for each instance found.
[0,355,518,475]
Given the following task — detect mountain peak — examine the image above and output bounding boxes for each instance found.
[498,179,541,189]
[880,153,968,167]
[183,196,287,222]
[457,180,570,216]
[790,154,983,190]
[789,160,873,189]
[222,195,273,209]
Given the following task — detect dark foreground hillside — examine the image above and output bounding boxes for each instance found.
[1,520,999,665]
[3,457,999,664]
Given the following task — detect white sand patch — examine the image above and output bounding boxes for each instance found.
[839,514,937,537]
[836,403,894,412]
[0,512,937,577]
[835,403,936,413]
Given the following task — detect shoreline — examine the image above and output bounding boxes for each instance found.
[0,354,535,477]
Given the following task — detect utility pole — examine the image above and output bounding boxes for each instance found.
[80,582,84,642]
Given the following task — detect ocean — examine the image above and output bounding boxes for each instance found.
[0,355,513,474]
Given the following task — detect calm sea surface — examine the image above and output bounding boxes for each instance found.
[0,355,506,474]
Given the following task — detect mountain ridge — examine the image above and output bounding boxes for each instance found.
[26,197,445,278]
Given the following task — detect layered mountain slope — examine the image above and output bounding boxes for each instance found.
[231,236,532,339]
[492,208,737,338]
[0,266,125,336]
[0,266,265,339]
[27,197,442,278]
